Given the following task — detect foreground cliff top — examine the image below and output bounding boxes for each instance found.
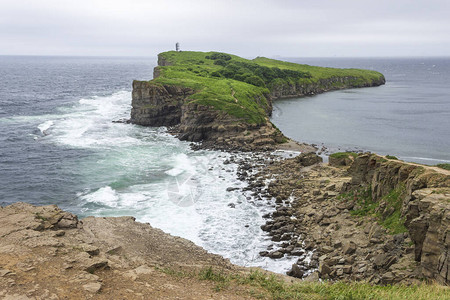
[151,51,385,125]
[1,202,449,299]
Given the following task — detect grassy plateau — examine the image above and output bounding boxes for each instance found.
[151,51,385,125]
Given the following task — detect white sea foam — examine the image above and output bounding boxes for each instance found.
[34,90,298,274]
[37,120,54,135]
[81,186,120,208]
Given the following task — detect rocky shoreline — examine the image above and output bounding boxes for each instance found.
[237,152,450,285]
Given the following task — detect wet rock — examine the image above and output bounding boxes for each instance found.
[291,248,305,256]
[269,251,284,259]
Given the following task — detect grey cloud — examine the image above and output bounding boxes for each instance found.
[0,0,449,57]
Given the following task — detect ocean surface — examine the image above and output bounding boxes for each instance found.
[1,55,449,274]
[272,57,450,165]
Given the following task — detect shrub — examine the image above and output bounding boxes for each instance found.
[436,163,450,171]
[386,155,398,160]
[213,59,227,66]
[244,75,266,87]
[208,52,232,61]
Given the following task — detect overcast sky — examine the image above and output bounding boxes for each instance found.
[1,0,449,57]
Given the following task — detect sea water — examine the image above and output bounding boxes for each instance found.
[271,57,450,165]
[0,55,295,273]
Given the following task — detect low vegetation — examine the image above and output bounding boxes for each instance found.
[152,51,385,124]
[329,152,358,159]
[386,155,398,160]
[176,267,450,299]
[436,163,450,171]
[339,184,407,234]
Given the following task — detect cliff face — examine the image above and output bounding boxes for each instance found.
[131,81,193,127]
[346,154,450,284]
[269,76,386,99]
[131,55,385,151]
[131,80,284,151]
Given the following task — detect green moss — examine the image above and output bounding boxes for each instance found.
[329,152,358,159]
[150,51,384,124]
[436,163,450,171]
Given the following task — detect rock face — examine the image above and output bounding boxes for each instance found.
[131,81,194,127]
[131,81,284,151]
[346,154,450,284]
[130,56,385,151]
[269,76,386,99]
[249,152,449,285]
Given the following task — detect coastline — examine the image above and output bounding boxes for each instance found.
[128,51,449,284]
[1,54,449,298]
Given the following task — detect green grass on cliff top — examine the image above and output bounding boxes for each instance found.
[150,51,384,124]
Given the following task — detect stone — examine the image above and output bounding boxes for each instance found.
[269,251,284,259]
[342,265,352,274]
[333,241,342,248]
[83,282,102,293]
[0,269,12,277]
[84,259,108,273]
[82,244,100,256]
[318,262,332,276]
[134,265,153,275]
[296,153,323,167]
[373,253,397,270]
[342,241,356,255]
[290,248,304,256]
[321,245,334,254]
[287,264,304,278]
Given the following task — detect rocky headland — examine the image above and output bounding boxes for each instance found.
[131,51,385,151]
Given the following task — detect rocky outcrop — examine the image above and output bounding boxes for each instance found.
[345,154,450,284]
[245,152,449,285]
[131,80,284,151]
[131,81,194,127]
[0,202,245,299]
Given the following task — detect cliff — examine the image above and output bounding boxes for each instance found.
[345,154,450,284]
[247,152,449,285]
[130,51,385,150]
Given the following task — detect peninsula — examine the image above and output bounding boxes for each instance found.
[131,51,385,151]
